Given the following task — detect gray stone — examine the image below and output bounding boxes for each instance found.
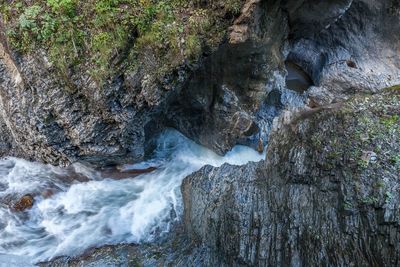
[181,89,400,266]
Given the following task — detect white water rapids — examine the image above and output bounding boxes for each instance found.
[0,129,264,264]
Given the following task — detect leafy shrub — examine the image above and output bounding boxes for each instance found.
[47,0,77,15]
[19,5,42,30]
[224,0,244,15]
[186,35,201,58]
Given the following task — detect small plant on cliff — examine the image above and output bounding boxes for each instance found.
[47,0,77,15]
[19,5,42,30]
[224,0,244,15]
[381,115,399,128]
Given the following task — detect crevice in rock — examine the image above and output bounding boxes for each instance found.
[285,61,314,93]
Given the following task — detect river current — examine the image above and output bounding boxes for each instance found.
[0,129,264,264]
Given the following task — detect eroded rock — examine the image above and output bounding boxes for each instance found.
[2,0,399,165]
[42,89,400,267]
[182,88,400,266]
[100,166,157,180]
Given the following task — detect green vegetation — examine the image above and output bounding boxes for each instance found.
[374,180,385,189]
[390,154,400,166]
[385,191,394,204]
[361,196,379,206]
[381,114,399,127]
[306,87,400,209]
[1,0,244,83]
[343,200,353,210]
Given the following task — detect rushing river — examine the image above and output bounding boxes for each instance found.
[0,129,264,264]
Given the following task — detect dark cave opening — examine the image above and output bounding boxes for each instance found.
[285,61,314,93]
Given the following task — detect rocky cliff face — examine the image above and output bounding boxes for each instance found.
[1,0,398,166]
[285,0,400,105]
[44,87,400,267]
[182,87,400,266]
[0,0,283,166]
[1,0,400,266]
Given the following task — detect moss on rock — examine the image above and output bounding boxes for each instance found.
[274,87,400,210]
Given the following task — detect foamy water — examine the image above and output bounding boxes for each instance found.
[0,129,264,263]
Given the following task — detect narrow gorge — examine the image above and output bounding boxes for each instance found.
[0,0,399,266]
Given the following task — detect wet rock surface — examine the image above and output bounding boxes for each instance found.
[100,166,157,180]
[13,194,34,212]
[39,224,196,267]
